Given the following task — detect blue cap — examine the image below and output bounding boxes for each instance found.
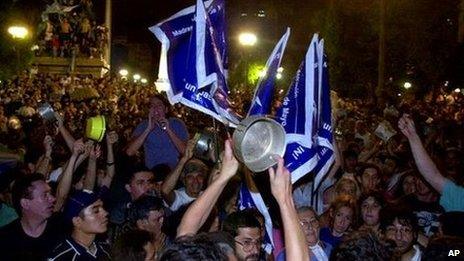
[63,190,99,222]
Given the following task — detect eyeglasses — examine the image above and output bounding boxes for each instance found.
[235,239,261,252]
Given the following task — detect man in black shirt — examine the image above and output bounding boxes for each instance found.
[0,173,64,260]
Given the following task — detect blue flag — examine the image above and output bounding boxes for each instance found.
[275,34,334,188]
[150,0,239,125]
[248,28,290,116]
[237,183,274,254]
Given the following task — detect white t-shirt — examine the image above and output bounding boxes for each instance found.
[169,187,197,211]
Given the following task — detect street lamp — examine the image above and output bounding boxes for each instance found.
[238,32,257,46]
[8,26,28,39]
[119,69,128,77]
[403,82,412,89]
[133,74,141,82]
[8,26,29,74]
[141,78,148,84]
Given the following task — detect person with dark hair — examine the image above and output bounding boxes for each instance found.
[222,210,262,261]
[112,229,156,261]
[330,230,394,261]
[357,163,382,194]
[109,165,155,225]
[342,149,358,178]
[422,236,464,261]
[159,234,227,261]
[162,139,208,211]
[125,195,166,255]
[380,207,422,261]
[47,190,110,260]
[125,94,188,170]
[0,139,85,261]
[358,192,385,233]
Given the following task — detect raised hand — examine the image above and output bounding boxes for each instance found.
[182,138,196,161]
[106,131,118,145]
[72,139,85,156]
[89,144,102,160]
[218,139,239,181]
[268,156,292,204]
[157,118,169,131]
[398,114,418,140]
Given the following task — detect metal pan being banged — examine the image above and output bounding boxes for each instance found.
[233,116,286,173]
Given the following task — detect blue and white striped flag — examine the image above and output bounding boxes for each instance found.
[237,183,274,254]
[248,28,290,116]
[150,0,239,125]
[275,34,334,188]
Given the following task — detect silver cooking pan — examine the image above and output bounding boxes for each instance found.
[232,116,286,173]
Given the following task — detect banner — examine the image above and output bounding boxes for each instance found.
[248,28,290,116]
[275,34,334,188]
[150,0,239,125]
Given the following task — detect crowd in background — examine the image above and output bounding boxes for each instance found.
[35,0,107,59]
[0,71,463,260]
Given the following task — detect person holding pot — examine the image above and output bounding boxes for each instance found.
[125,94,189,170]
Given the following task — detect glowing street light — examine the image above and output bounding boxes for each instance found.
[8,26,28,39]
[276,72,283,79]
[141,78,148,84]
[119,69,128,77]
[454,88,461,93]
[238,32,257,46]
[277,67,284,73]
[403,82,412,89]
[133,74,141,81]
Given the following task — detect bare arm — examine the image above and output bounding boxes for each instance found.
[100,131,118,188]
[83,144,100,191]
[54,139,84,212]
[269,157,309,261]
[35,135,53,177]
[177,139,238,237]
[161,139,195,205]
[398,114,447,193]
[55,112,75,151]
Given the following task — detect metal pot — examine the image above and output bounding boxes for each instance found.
[38,103,56,122]
[232,116,286,173]
[194,128,220,161]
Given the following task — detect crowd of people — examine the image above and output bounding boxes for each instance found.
[0,70,463,261]
[35,0,107,59]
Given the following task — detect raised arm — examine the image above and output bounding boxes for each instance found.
[125,110,154,156]
[55,112,75,151]
[161,138,195,205]
[398,114,446,193]
[35,135,53,177]
[269,157,309,261]
[54,139,84,212]
[82,144,101,191]
[177,139,238,237]
[99,131,118,188]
